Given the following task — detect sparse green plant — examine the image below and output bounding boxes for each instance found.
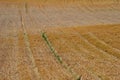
[42,32,63,64]
[41,32,81,80]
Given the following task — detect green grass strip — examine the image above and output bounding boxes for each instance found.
[42,32,62,63]
[41,32,81,80]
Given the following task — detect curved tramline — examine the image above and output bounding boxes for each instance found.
[1,0,120,80]
[89,25,120,50]
[0,5,38,80]
[44,31,101,80]
[44,27,120,80]
[82,32,120,59]
[17,5,43,80]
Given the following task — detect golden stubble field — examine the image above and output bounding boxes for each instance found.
[43,25,120,80]
[0,0,120,80]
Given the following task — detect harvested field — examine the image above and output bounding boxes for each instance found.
[0,0,120,80]
[44,25,120,80]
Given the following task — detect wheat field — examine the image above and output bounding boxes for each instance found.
[0,0,120,80]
